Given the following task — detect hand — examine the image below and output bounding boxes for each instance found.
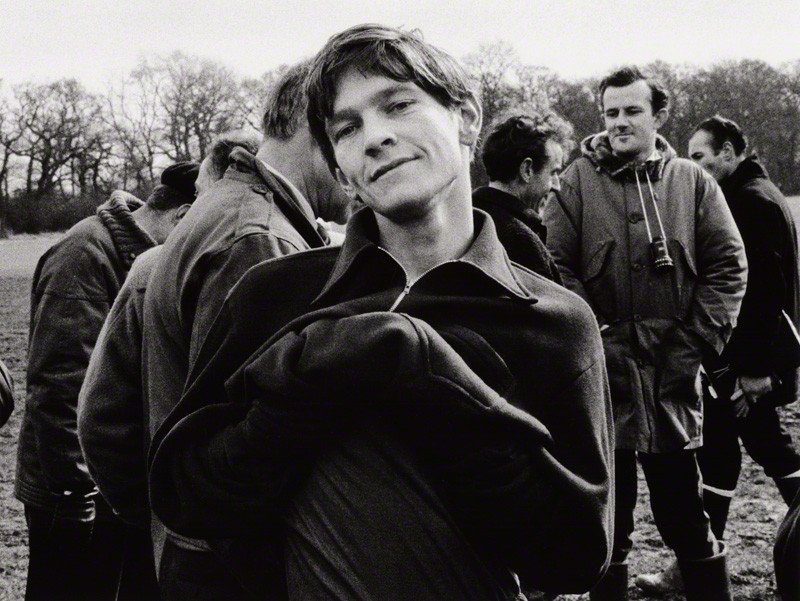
[739,375,774,403]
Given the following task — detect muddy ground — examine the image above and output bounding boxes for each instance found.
[0,231,794,600]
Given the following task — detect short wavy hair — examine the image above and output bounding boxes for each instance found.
[598,65,669,114]
[261,60,313,140]
[482,111,573,183]
[693,115,747,156]
[306,23,478,171]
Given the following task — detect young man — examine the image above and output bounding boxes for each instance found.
[149,24,614,600]
[140,62,353,599]
[15,163,199,601]
[543,67,747,601]
[473,111,569,281]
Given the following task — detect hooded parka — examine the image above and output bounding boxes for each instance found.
[543,133,747,453]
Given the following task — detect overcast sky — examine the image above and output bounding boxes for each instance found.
[2,0,798,90]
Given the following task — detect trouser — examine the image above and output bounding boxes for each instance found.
[158,537,251,601]
[611,449,717,564]
[24,505,159,601]
[698,388,800,493]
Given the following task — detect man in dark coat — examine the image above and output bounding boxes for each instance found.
[15,164,199,601]
[473,111,569,282]
[638,115,800,594]
[544,67,747,601]
[148,24,614,601]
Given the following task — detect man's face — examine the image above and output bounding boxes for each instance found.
[328,69,471,222]
[522,139,564,209]
[194,157,216,196]
[688,130,731,182]
[602,80,665,162]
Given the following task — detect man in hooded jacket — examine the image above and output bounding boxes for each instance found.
[543,66,747,601]
[16,163,199,601]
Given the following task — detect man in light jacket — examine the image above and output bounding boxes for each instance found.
[543,66,747,601]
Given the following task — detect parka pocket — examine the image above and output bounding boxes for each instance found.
[583,240,616,319]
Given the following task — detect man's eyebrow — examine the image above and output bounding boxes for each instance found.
[330,82,419,124]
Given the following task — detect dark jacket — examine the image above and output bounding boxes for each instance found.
[717,157,800,406]
[775,487,800,601]
[149,208,614,597]
[0,357,14,428]
[543,133,747,452]
[16,191,155,520]
[141,148,327,557]
[472,186,562,283]
[77,246,161,527]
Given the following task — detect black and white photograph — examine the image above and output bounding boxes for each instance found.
[1,1,799,599]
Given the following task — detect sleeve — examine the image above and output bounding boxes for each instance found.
[0,357,14,428]
[542,174,593,305]
[26,252,111,496]
[77,276,148,526]
[689,173,748,354]
[188,233,304,369]
[725,201,788,375]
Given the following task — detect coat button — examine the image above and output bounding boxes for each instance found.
[251,184,270,194]
[628,212,644,224]
[632,262,644,271]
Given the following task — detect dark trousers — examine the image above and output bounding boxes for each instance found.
[158,538,250,601]
[698,391,800,492]
[24,506,159,601]
[612,449,717,563]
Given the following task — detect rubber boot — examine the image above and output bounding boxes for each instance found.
[776,476,800,506]
[677,542,732,601]
[589,562,628,601]
[634,558,682,594]
[704,488,733,540]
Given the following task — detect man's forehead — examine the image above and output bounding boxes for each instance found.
[602,80,652,108]
[331,70,420,114]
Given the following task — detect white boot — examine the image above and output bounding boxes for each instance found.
[634,558,683,594]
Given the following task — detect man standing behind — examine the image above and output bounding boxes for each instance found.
[16,164,198,601]
[636,116,800,594]
[544,66,747,601]
[141,61,352,599]
[473,112,569,282]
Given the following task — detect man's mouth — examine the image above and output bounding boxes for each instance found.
[370,157,415,182]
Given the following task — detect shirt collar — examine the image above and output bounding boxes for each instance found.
[311,207,536,307]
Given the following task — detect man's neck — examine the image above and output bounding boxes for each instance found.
[488,180,522,199]
[375,178,474,282]
[256,139,314,211]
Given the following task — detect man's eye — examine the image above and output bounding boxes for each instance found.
[389,100,414,112]
[334,124,357,142]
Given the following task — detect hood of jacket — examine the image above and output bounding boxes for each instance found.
[96,190,156,268]
[580,132,676,181]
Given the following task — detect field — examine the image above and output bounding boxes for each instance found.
[0,223,798,600]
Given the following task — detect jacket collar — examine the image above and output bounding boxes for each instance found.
[96,190,156,268]
[311,207,536,306]
[226,147,327,248]
[473,185,541,223]
[720,155,768,197]
[582,132,675,181]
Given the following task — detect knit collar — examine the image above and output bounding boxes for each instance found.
[96,190,156,268]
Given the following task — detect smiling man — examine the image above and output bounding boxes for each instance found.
[544,66,747,601]
[148,24,614,600]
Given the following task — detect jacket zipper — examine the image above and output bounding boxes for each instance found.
[379,247,459,312]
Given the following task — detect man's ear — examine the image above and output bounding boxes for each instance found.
[720,140,736,161]
[174,203,192,223]
[458,91,483,148]
[335,168,358,200]
[518,157,534,183]
[653,107,669,130]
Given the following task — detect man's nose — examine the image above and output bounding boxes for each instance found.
[364,114,396,157]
